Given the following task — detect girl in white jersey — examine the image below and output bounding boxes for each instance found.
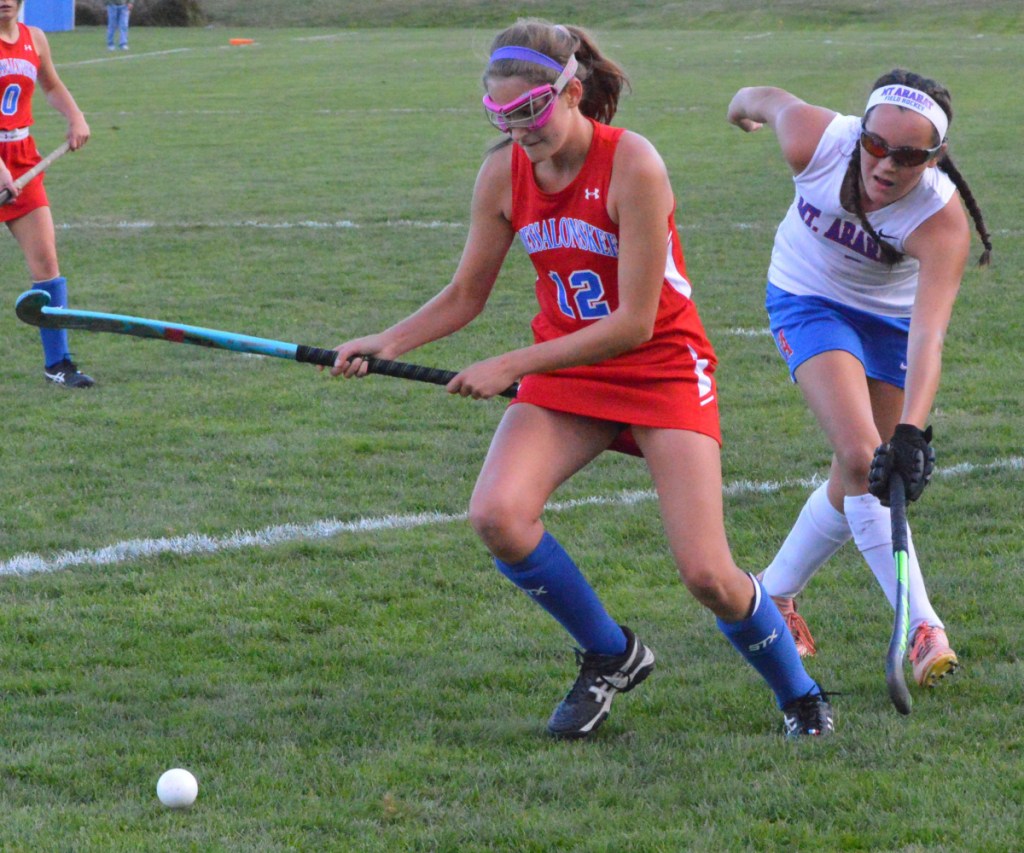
[727,69,991,689]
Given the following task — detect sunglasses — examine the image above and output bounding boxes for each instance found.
[859,125,943,168]
[483,54,579,134]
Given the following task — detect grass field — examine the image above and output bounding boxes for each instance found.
[195,0,1024,32]
[0,7,1021,851]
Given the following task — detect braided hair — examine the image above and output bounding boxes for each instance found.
[840,69,992,267]
[484,19,631,126]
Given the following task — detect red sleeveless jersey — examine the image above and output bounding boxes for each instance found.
[0,23,39,130]
[0,25,48,222]
[509,119,720,450]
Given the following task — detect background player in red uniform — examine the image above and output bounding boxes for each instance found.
[330,18,833,739]
[1,0,93,387]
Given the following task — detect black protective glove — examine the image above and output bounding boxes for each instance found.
[868,424,935,505]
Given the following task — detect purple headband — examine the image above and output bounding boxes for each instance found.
[489,46,565,74]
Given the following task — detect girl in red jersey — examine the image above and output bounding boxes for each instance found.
[1,0,93,387]
[331,19,832,739]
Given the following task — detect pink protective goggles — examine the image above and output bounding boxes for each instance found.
[483,48,578,134]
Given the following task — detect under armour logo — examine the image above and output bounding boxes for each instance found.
[748,629,778,652]
[524,586,547,597]
[584,188,600,200]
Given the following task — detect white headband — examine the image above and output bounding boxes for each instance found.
[865,85,948,141]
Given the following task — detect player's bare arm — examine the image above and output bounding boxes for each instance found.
[901,193,971,427]
[607,131,673,341]
[31,27,89,149]
[727,86,835,175]
[0,156,16,197]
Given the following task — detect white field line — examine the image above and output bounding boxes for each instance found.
[292,33,360,42]
[1,457,1020,578]
[55,219,463,231]
[86,105,700,117]
[87,107,477,117]
[724,327,771,337]
[57,47,194,68]
[55,219,776,233]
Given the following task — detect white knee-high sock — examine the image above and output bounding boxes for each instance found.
[843,492,942,632]
[761,482,852,598]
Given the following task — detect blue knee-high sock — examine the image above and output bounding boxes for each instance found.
[32,277,70,368]
[495,532,627,655]
[717,575,820,708]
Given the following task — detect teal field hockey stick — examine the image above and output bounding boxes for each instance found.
[15,290,519,399]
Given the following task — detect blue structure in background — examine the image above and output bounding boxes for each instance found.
[20,0,76,31]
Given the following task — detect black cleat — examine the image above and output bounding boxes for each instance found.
[44,358,95,388]
[783,689,835,738]
[547,625,655,739]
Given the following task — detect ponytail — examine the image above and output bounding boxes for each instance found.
[485,18,630,125]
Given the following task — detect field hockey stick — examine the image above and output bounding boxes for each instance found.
[0,141,71,206]
[15,289,519,398]
[885,474,913,715]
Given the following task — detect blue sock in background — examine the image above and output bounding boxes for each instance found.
[717,575,820,708]
[495,532,627,655]
[32,277,70,368]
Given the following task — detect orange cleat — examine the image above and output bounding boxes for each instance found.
[772,596,817,658]
[910,624,959,687]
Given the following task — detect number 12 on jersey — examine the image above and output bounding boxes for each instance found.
[550,270,611,320]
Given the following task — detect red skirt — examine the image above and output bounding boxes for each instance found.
[0,136,49,222]
[511,344,721,457]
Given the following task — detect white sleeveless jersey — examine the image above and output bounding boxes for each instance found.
[767,114,956,317]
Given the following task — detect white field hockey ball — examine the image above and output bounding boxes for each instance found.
[156,768,198,808]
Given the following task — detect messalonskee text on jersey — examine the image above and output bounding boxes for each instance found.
[0,58,38,79]
[518,217,619,258]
